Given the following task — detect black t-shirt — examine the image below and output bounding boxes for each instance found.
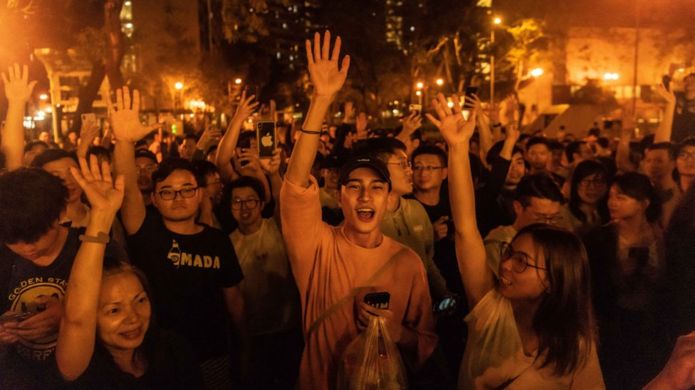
[68,329,204,390]
[127,210,243,363]
[0,228,127,364]
[0,228,127,389]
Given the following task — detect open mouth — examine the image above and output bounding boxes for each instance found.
[356,208,375,222]
[119,327,143,340]
[499,275,512,287]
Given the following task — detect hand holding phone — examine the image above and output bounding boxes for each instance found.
[257,121,277,158]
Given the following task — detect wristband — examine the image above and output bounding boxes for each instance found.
[79,232,110,244]
[299,128,321,135]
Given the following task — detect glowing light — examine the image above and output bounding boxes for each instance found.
[603,72,620,81]
[447,101,454,108]
[39,93,48,101]
[493,16,502,25]
[174,81,184,90]
[530,68,544,78]
[415,91,422,96]
[43,107,52,114]
[416,81,424,89]
[435,78,444,86]
[234,78,243,85]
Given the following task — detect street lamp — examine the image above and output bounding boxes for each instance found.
[490,15,502,108]
[174,81,184,90]
[39,93,48,101]
[530,68,544,78]
[435,78,444,87]
[234,78,243,85]
[416,81,424,90]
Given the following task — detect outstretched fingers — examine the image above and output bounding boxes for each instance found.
[331,35,341,62]
[89,155,102,182]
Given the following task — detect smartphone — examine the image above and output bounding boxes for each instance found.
[256,121,276,158]
[662,75,672,92]
[364,292,390,310]
[0,311,35,324]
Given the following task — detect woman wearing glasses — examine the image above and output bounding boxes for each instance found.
[227,167,303,388]
[561,160,611,236]
[426,93,604,389]
[583,172,665,389]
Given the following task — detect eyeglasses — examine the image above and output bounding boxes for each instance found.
[157,187,198,200]
[413,165,443,173]
[677,151,695,161]
[231,198,260,210]
[579,178,607,188]
[500,242,546,273]
[387,159,412,170]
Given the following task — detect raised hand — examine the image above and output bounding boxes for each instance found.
[70,155,125,217]
[401,111,422,135]
[355,112,369,139]
[77,115,101,158]
[260,148,283,175]
[1,64,36,103]
[343,101,355,123]
[232,90,259,124]
[305,30,350,98]
[107,87,153,143]
[197,126,222,152]
[426,93,477,147]
[654,82,676,106]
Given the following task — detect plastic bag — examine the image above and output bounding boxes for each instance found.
[337,316,408,390]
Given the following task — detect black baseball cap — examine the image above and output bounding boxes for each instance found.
[338,155,391,190]
[134,149,158,164]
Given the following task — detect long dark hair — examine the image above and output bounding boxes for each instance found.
[568,160,610,223]
[514,224,596,376]
[611,172,662,223]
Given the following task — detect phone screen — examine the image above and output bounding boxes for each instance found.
[257,121,276,158]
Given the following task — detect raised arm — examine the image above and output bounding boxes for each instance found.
[76,115,100,159]
[616,112,637,173]
[473,95,494,166]
[285,31,350,187]
[427,94,493,307]
[110,87,154,234]
[1,64,36,171]
[654,82,676,144]
[216,91,258,181]
[56,155,124,380]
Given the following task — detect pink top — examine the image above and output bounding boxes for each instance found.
[280,176,437,389]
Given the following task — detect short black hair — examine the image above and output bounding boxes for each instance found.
[135,149,158,165]
[0,168,68,244]
[676,136,695,154]
[645,142,675,160]
[229,176,265,202]
[612,172,662,223]
[411,144,447,167]
[486,140,524,166]
[151,158,198,187]
[192,160,220,187]
[526,136,551,151]
[24,140,48,153]
[31,149,77,168]
[565,141,586,164]
[352,137,407,163]
[515,173,564,207]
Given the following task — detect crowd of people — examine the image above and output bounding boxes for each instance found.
[0,31,695,389]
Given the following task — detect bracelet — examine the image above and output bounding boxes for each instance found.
[79,232,110,244]
[299,128,322,135]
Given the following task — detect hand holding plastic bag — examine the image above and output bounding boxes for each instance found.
[338,316,408,390]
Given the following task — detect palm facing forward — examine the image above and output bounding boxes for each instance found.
[305,30,350,98]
